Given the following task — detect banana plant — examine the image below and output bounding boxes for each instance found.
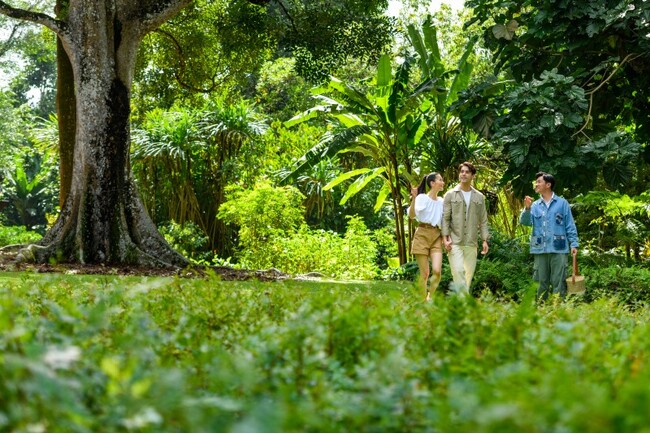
[407,18,482,182]
[283,18,479,264]
[283,52,444,264]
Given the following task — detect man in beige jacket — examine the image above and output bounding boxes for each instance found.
[442,162,490,295]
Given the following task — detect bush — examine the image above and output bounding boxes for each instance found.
[219,184,380,279]
[264,216,379,279]
[473,231,533,298]
[582,265,650,306]
[158,221,212,263]
[0,224,42,246]
[372,225,399,269]
[218,182,306,266]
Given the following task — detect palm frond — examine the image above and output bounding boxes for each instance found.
[279,124,372,184]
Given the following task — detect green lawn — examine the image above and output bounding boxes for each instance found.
[2,272,649,432]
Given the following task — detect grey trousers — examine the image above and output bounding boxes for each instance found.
[533,253,568,300]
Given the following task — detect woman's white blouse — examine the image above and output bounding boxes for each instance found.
[411,194,443,226]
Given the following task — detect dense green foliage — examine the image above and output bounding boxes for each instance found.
[6,28,56,118]
[462,0,650,195]
[574,190,650,259]
[0,91,58,232]
[283,19,480,264]
[0,0,648,269]
[4,274,650,431]
[158,221,212,264]
[218,184,380,278]
[0,224,41,246]
[132,0,394,114]
[262,216,380,280]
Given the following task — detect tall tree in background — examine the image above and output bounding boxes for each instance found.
[132,0,393,117]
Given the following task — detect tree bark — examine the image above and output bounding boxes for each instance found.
[1,0,192,267]
[55,32,75,208]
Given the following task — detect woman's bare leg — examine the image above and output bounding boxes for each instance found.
[429,251,443,295]
[415,254,431,300]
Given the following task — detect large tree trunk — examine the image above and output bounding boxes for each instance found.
[13,0,191,267]
[33,78,186,266]
[55,33,75,208]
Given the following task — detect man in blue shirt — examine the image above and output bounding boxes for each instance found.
[520,172,579,300]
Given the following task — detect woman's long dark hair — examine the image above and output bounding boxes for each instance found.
[416,172,440,195]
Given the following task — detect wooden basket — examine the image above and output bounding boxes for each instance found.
[566,253,586,295]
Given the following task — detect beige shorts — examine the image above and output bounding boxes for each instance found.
[411,224,442,255]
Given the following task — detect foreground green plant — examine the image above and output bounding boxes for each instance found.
[2,274,650,431]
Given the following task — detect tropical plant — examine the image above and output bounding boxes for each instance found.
[282,53,424,264]
[406,17,487,183]
[131,108,202,226]
[131,99,268,257]
[2,158,54,231]
[492,69,590,195]
[282,18,479,265]
[462,0,649,195]
[295,158,339,224]
[574,190,650,260]
[195,99,268,255]
[217,182,306,267]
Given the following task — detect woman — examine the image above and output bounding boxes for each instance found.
[408,172,445,301]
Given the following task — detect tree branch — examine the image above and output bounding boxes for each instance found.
[0,1,65,35]
[272,0,298,34]
[585,53,641,96]
[0,20,21,57]
[572,53,642,139]
[136,0,193,34]
[154,28,232,93]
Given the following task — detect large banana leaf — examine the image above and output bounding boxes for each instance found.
[338,167,386,205]
[373,181,392,212]
[284,105,332,128]
[376,54,393,88]
[323,168,373,191]
[447,36,478,105]
[279,125,372,184]
[327,78,375,113]
[407,19,445,82]
[333,113,365,128]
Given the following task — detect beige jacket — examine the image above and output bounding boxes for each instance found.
[441,185,490,247]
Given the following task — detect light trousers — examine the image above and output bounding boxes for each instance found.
[448,244,478,295]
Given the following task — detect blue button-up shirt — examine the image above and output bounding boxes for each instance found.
[519,193,579,254]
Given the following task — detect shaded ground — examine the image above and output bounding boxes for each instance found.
[0,249,290,281]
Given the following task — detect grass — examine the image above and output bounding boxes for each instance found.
[2,272,650,432]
